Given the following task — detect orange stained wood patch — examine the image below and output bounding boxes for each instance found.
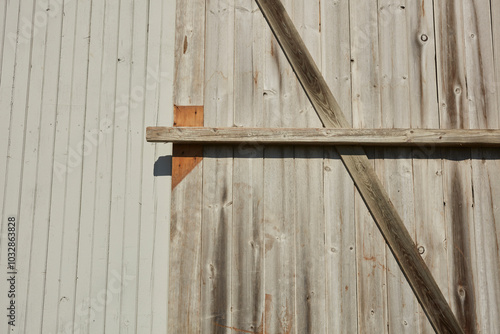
[172,106,204,189]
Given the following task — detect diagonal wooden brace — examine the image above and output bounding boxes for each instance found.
[254,0,463,333]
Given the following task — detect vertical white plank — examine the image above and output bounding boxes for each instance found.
[72,0,107,331]
[321,0,357,333]
[434,1,478,333]
[0,1,34,333]
[0,0,19,230]
[231,0,265,332]
[55,0,92,332]
[201,0,234,331]
[0,0,7,76]
[406,1,448,333]
[104,0,133,330]
[118,0,149,332]
[148,0,176,332]
[378,1,418,333]
[136,0,176,332]
[349,0,387,332]
[21,0,64,332]
[87,0,120,331]
[41,0,79,332]
[463,0,500,332]
[136,0,163,331]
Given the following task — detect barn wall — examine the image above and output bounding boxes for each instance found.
[170,0,500,333]
[0,0,176,333]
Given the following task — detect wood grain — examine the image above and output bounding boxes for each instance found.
[349,1,387,331]
[434,2,478,333]
[463,0,500,332]
[261,0,298,330]
[168,1,206,332]
[378,1,418,331]
[231,0,265,332]
[201,0,234,331]
[320,0,358,332]
[173,0,205,105]
[254,0,464,332]
[291,1,327,332]
[147,127,500,146]
[171,106,204,189]
[406,1,449,333]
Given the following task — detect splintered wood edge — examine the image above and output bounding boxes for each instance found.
[171,106,204,189]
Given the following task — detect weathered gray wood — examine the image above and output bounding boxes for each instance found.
[168,0,205,332]
[321,0,358,332]
[291,1,327,332]
[406,1,449,333]
[463,0,500,332]
[349,1,387,331]
[254,0,464,333]
[434,1,477,334]
[201,0,234,332]
[147,127,500,146]
[261,0,298,330]
[173,0,205,105]
[231,0,265,332]
[378,1,418,331]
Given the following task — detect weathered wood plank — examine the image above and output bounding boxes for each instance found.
[173,0,205,105]
[463,0,500,332]
[320,0,358,332]
[231,1,265,332]
[201,0,234,332]
[349,1,388,332]
[147,127,500,146]
[378,1,418,332]
[292,1,327,332]
[262,0,296,331]
[255,0,463,332]
[406,1,449,333]
[493,0,500,110]
[434,2,478,333]
[168,0,205,332]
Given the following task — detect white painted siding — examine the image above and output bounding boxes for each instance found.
[0,0,175,333]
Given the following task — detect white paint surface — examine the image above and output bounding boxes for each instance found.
[0,0,175,333]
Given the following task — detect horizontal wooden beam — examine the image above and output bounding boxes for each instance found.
[147,127,500,147]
